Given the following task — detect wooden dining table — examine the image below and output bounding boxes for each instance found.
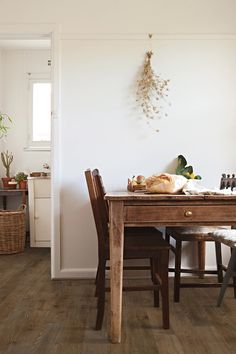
[105,191,236,343]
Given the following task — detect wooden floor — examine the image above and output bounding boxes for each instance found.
[0,248,236,354]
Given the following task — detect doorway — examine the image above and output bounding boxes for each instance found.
[0,25,60,278]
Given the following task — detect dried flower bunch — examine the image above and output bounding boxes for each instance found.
[136,51,170,131]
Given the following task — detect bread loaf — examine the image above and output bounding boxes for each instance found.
[145,173,187,194]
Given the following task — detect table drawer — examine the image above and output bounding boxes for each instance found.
[125,205,236,223]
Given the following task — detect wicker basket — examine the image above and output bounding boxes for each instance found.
[0,205,26,255]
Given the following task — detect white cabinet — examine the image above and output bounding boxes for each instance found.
[28,177,51,247]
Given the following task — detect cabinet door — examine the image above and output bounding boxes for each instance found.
[34,198,51,244]
[34,179,51,198]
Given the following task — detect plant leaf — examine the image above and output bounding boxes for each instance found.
[178,155,187,167]
[176,155,187,174]
[183,166,193,174]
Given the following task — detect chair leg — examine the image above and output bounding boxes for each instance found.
[215,241,223,283]
[94,264,100,297]
[159,249,170,329]
[165,230,170,243]
[150,258,159,307]
[174,239,182,302]
[230,248,236,299]
[233,270,236,299]
[95,259,106,330]
[197,240,205,279]
[217,249,236,307]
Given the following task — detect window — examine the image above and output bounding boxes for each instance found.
[33,82,51,141]
[27,76,51,150]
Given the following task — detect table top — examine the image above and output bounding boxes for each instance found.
[105,191,236,201]
[0,189,27,195]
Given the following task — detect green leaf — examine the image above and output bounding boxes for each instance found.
[175,154,202,180]
[176,155,187,175]
[178,155,187,168]
[183,166,193,174]
[0,113,12,139]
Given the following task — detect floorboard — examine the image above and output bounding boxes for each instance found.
[0,248,236,354]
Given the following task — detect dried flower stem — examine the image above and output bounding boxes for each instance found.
[136,51,170,131]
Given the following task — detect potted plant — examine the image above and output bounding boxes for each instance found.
[175,155,202,180]
[0,112,12,139]
[1,150,14,188]
[15,172,28,189]
[0,112,13,188]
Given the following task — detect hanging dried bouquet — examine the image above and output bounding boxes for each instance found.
[136,50,170,132]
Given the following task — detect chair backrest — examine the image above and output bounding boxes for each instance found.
[220,174,236,191]
[93,170,109,225]
[85,169,109,254]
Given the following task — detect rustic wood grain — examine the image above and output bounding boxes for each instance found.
[0,248,236,353]
[125,205,236,223]
[105,192,236,201]
[109,200,124,344]
[106,192,236,342]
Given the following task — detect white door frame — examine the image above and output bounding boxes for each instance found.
[0,24,61,278]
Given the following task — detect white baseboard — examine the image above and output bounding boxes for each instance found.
[53,268,97,279]
[52,265,220,280]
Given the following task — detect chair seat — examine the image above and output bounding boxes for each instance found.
[166,226,230,235]
[210,230,236,248]
[166,226,230,241]
[166,225,226,302]
[126,226,163,236]
[106,228,170,259]
[124,233,170,253]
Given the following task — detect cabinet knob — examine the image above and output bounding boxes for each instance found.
[184,210,193,217]
[34,215,39,219]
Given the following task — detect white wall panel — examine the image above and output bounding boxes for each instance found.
[0,1,236,277]
[60,37,236,273]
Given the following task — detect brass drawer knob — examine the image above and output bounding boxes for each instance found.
[184,210,193,217]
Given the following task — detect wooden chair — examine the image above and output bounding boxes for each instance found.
[85,168,171,330]
[209,229,236,306]
[166,173,234,302]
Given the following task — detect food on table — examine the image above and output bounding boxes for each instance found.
[145,173,187,194]
[127,175,146,191]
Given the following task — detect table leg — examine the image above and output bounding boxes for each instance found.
[22,191,26,205]
[3,196,7,210]
[109,200,124,344]
[198,240,206,279]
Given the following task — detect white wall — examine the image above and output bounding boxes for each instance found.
[60,35,236,275]
[0,50,2,109]
[0,0,236,277]
[0,49,51,178]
